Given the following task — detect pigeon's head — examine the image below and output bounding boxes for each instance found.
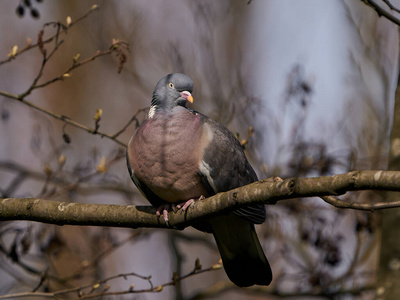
[150,73,194,116]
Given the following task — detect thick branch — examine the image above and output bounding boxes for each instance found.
[1,170,400,229]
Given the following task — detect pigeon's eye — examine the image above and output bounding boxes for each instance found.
[168,82,174,89]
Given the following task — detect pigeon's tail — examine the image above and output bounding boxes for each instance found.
[209,214,272,287]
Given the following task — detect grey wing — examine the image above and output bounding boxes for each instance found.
[198,116,266,224]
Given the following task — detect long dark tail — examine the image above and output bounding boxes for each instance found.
[209,214,272,287]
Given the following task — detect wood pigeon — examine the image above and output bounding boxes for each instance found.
[126,73,272,287]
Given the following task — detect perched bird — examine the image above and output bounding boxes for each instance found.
[126,73,272,287]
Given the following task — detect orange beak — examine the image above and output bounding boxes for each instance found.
[180,91,194,103]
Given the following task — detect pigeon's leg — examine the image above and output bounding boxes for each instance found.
[156,196,206,224]
[156,203,171,226]
[177,195,205,212]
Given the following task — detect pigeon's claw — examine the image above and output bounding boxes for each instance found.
[177,195,205,213]
[156,203,171,226]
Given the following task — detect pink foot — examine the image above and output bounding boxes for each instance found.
[176,195,205,212]
[156,196,206,225]
[177,199,194,211]
[156,203,170,226]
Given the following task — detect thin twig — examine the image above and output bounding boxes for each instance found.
[0,90,126,146]
[0,6,130,147]
[0,5,100,66]
[361,0,400,26]
[112,108,148,139]
[0,261,221,299]
[383,0,400,14]
[320,195,400,211]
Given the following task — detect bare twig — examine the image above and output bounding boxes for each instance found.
[361,0,400,26]
[0,84,136,148]
[0,90,127,146]
[382,0,400,14]
[321,194,400,210]
[0,6,130,147]
[112,108,148,139]
[0,160,135,197]
[25,41,129,96]
[0,272,151,299]
[0,260,221,299]
[0,4,100,66]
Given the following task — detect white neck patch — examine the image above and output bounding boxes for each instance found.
[148,105,156,118]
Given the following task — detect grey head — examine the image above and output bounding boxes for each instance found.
[150,73,194,116]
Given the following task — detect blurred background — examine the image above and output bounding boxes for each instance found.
[0,0,398,299]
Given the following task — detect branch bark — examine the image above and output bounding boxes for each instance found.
[376,35,400,299]
[1,170,400,229]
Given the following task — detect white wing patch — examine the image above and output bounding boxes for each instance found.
[199,160,217,193]
[198,122,217,193]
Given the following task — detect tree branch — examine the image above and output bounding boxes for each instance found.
[0,91,127,147]
[1,170,400,229]
[0,5,100,66]
[0,5,131,147]
[361,0,400,26]
[0,260,221,299]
